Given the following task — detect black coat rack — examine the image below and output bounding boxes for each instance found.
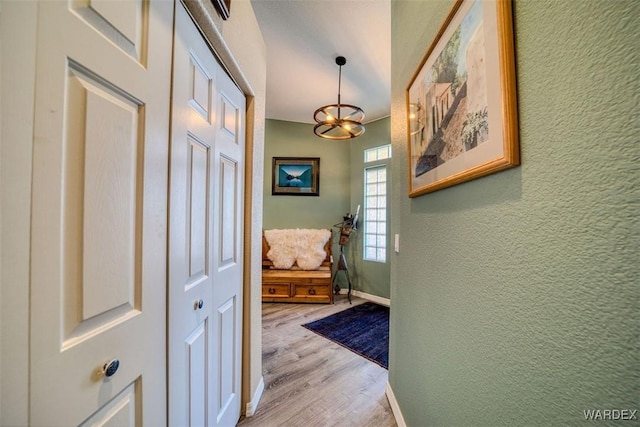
[332,206,359,303]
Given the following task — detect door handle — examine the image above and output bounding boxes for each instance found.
[102,359,120,378]
[194,299,204,310]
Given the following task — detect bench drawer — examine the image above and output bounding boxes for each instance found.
[261,271,334,304]
[292,283,331,298]
[262,283,290,298]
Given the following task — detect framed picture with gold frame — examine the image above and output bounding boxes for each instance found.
[406,0,519,197]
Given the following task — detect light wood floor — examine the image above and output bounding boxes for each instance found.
[237,296,397,427]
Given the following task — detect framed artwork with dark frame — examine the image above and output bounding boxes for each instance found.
[211,0,230,20]
[272,157,320,196]
[406,0,519,197]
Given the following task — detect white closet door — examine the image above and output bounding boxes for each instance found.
[29,0,173,425]
[211,44,246,427]
[168,3,245,426]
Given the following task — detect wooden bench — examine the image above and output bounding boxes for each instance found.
[262,232,334,304]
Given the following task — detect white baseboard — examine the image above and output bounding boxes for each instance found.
[385,382,407,427]
[244,376,264,417]
[339,289,390,307]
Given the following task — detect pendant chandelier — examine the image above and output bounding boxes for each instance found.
[313,56,365,140]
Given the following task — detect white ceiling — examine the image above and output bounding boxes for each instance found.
[250,0,391,125]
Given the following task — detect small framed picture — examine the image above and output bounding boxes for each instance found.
[272,157,320,196]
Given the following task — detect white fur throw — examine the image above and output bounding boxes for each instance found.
[264,228,331,270]
[264,229,298,269]
[295,229,331,270]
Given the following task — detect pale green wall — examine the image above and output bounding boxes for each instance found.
[389,0,639,425]
[263,119,350,230]
[349,117,392,299]
[263,118,392,298]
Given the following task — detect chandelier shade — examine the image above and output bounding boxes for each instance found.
[313,56,365,140]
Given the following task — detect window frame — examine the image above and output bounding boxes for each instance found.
[362,144,391,263]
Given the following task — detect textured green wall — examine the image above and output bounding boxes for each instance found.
[263,118,392,297]
[389,0,639,425]
[348,117,392,299]
[262,119,350,230]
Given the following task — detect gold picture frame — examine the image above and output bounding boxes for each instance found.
[406,0,519,197]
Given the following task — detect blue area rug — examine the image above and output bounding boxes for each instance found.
[302,302,389,369]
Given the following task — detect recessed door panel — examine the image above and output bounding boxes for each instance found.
[219,156,237,268]
[221,95,237,139]
[186,321,208,427]
[188,136,210,281]
[61,63,143,347]
[190,54,212,122]
[79,67,140,321]
[216,297,236,418]
[79,380,139,427]
[69,0,147,64]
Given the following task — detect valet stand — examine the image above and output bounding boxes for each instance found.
[332,215,356,303]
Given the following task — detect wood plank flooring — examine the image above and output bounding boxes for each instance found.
[237,296,397,427]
